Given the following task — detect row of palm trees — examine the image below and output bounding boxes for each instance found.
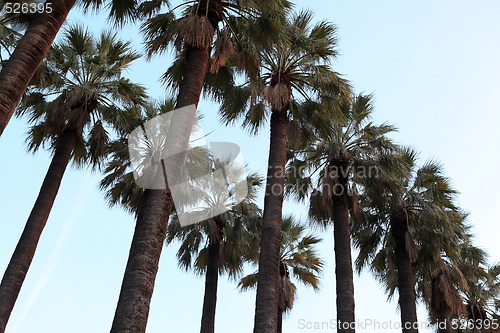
[0,1,498,333]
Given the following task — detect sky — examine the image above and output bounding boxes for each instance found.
[1,1,500,333]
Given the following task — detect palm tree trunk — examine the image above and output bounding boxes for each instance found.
[0,129,77,333]
[330,163,355,333]
[200,236,221,333]
[277,261,285,333]
[110,44,211,333]
[277,307,283,333]
[254,109,288,333]
[110,189,173,333]
[0,0,76,137]
[391,211,419,333]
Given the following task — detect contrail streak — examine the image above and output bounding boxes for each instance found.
[10,177,92,333]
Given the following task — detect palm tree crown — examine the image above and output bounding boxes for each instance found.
[217,9,349,133]
[18,24,146,166]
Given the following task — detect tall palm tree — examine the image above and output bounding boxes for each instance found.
[290,93,396,333]
[353,147,463,333]
[416,225,495,333]
[99,2,290,330]
[99,97,177,331]
[0,0,78,136]
[99,97,260,333]
[103,122,263,333]
[217,10,349,332]
[240,215,324,333]
[0,25,145,333]
[461,255,500,330]
[166,170,263,333]
[416,213,471,333]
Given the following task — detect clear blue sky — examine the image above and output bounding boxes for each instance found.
[1,1,499,332]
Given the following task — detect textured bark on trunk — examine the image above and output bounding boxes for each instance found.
[391,211,419,333]
[0,129,77,333]
[110,189,173,333]
[277,262,285,333]
[254,110,288,333]
[0,0,76,137]
[110,44,211,333]
[330,163,355,333]
[199,229,221,333]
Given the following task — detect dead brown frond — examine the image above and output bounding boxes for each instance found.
[279,275,296,313]
[210,29,234,73]
[176,14,215,50]
[348,183,361,223]
[432,270,467,316]
[287,119,302,149]
[66,86,98,129]
[264,83,291,111]
[308,188,333,227]
[404,232,418,264]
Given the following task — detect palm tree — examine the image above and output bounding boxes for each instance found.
[417,213,471,333]
[353,147,463,333]
[166,170,263,333]
[0,25,145,333]
[461,254,500,332]
[290,93,396,333]
[217,10,349,332]
[101,2,289,330]
[239,215,324,333]
[0,0,79,136]
[417,225,498,333]
[98,97,261,333]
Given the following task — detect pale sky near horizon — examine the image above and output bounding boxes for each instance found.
[1,1,499,333]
